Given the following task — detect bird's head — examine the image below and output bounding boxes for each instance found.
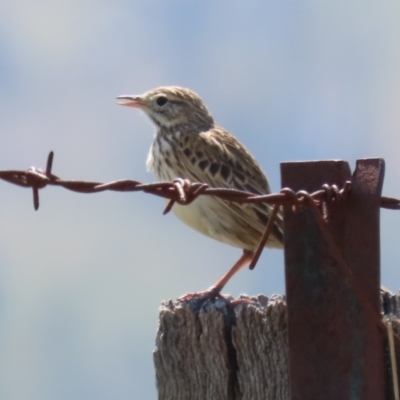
[117,86,214,131]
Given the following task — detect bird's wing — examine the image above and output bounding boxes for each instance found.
[175,126,283,248]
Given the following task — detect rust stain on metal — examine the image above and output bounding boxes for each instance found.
[281,159,385,400]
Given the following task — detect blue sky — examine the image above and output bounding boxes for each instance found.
[1,1,400,399]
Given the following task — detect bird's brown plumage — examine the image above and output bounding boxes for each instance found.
[117,86,283,295]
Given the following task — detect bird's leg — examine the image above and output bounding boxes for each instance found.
[208,249,254,295]
[179,249,254,300]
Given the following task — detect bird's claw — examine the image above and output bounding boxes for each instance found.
[230,297,258,307]
[178,286,223,301]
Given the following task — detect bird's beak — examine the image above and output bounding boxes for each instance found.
[116,95,145,108]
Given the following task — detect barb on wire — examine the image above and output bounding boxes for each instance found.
[249,204,281,270]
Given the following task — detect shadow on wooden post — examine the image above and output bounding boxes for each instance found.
[281,158,385,400]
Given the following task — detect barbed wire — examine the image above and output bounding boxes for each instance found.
[2,151,399,213]
[1,150,400,346]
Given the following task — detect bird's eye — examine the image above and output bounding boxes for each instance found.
[156,96,168,107]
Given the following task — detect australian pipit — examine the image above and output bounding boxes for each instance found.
[117,86,283,296]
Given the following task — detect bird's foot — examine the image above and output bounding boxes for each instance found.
[230,297,258,307]
[178,286,223,302]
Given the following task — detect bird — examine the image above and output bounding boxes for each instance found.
[117,86,283,297]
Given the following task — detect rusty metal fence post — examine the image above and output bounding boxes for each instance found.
[281,159,385,400]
